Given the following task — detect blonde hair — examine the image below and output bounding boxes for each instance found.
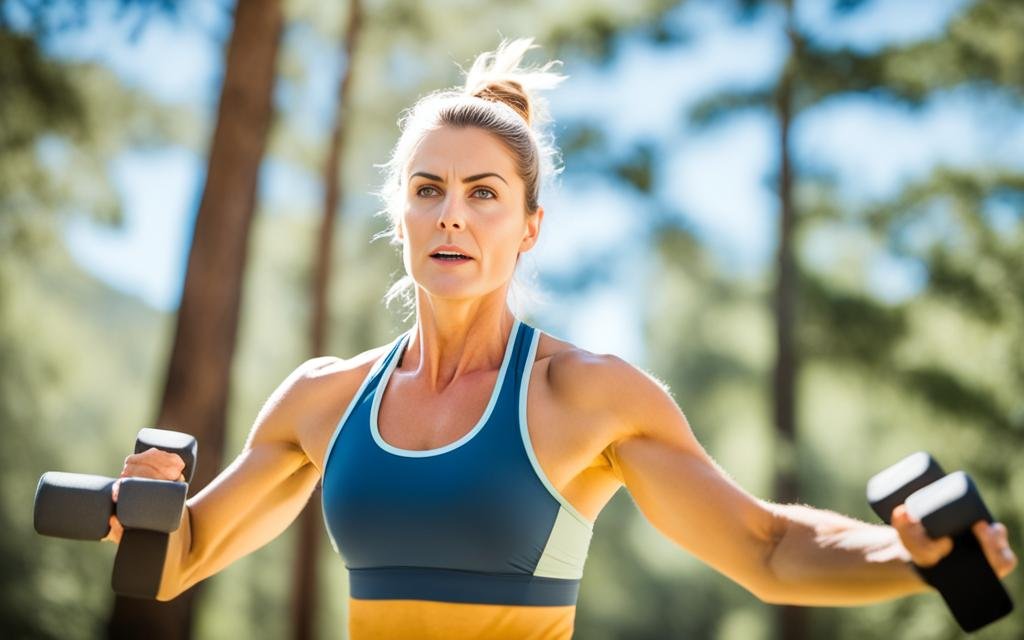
[371,37,568,319]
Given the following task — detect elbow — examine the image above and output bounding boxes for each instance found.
[754,550,786,605]
[753,501,789,606]
[724,551,786,606]
[155,558,188,602]
[154,506,196,602]
[754,583,784,606]
[155,559,201,602]
[752,564,791,605]
[748,568,785,605]
[154,584,180,602]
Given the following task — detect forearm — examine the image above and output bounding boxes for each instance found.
[155,461,320,601]
[761,501,932,606]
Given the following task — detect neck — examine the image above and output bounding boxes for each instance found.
[400,288,516,392]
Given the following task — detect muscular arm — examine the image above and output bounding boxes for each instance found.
[158,441,319,600]
[607,378,927,606]
[147,357,341,601]
[556,351,945,606]
[758,502,928,605]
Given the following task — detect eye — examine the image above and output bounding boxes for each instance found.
[473,187,496,199]
[416,185,440,197]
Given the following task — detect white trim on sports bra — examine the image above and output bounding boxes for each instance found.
[369,317,522,458]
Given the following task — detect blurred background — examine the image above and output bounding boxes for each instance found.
[2,0,1022,638]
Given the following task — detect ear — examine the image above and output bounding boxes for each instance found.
[395,222,404,241]
[519,206,543,253]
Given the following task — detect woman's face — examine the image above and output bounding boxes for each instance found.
[398,125,542,302]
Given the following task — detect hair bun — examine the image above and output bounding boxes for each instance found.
[461,37,566,130]
[473,80,531,125]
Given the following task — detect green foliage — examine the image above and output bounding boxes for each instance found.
[4,0,1024,638]
[883,0,1024,99]
[800,271,908,366]
[678,1,1024,639]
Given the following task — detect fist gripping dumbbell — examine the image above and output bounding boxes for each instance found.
[34,428,197,598]
[866,452,1014,632]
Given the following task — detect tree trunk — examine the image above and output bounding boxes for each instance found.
[106,0,283,638]
[773,1,807,638]
[291,1,363,638]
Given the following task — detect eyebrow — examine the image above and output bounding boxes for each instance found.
[410,171,509,186]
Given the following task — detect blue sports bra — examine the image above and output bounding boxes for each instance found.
[320,317,594,606]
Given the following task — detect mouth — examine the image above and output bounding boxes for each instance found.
[430,251,473,263]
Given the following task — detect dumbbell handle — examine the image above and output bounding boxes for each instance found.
[112,428,197,599]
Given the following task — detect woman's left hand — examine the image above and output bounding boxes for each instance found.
[891,503,1018,579]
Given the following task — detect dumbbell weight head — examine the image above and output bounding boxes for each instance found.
[134,428,197,484]
[905,471,995,539]
[34,472,115,540]
[867,458,1014,632]
[866,451,946,525]
[112,428,197,598]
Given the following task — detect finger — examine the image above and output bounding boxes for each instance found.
[112,477,122,503]
[907,534,955,568]
[122,459,180,481]
[144,448,187,475]
[101,515,123,545]
[891,504,911,525]
[892,505,953,567]
[141,449,187,479]
[124,449,184,471]
[973,520,1018,579]
[121,460,165,479]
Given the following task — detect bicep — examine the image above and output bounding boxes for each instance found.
[182,440,316,582]
[603,361,782,599]
[166,359,334,594]
[175,444,317,593]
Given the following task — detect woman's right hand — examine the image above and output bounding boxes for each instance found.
[101,447,187,545]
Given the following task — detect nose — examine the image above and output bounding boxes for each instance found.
[436,192,466,231]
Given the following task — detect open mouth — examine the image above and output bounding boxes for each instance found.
[430,252,472,262]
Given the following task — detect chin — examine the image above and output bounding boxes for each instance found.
[414,279,480,300]
[415,274,506,302]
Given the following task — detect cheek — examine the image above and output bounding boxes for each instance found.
[481,230,525,269]
[399,213,424,243]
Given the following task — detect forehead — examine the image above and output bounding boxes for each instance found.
[406,126,518,180]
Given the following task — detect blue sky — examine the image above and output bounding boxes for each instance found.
[17,0,1020,362]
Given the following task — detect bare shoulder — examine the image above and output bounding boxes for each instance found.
[540,334,672,430]
[536,333,688,480]
[249,343,395,470]
[269,346,391,410]
[293,345,392,390]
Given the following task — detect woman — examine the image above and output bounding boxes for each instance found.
[105,38,1017,639]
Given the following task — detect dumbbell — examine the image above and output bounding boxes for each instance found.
[866,452,1014,632]
[34,427,197,598]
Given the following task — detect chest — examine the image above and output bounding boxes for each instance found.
[376,368,497,451]
[376,358,615,488]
